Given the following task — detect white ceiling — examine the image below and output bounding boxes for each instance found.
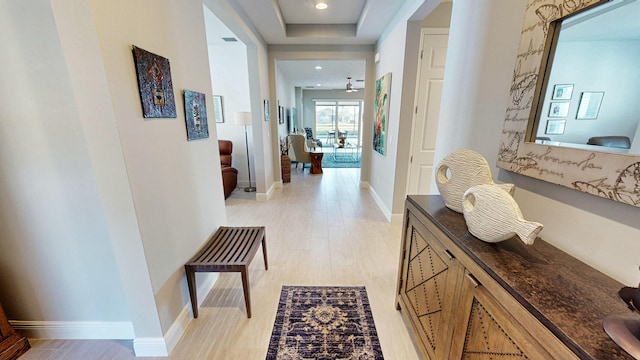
[235,0,406,45]
[205,0,407,90]
[277,59,366,91]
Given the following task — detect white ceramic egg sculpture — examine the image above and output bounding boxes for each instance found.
[462,184,543,245]
[435,149,514,213]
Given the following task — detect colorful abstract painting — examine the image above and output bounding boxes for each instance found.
[132,45,177,118]
[183,90,209,141]
[373,72,391,155]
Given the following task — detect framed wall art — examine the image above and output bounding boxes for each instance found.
[373,72,392,155]
[278,105,284,124]
[183,90,209,141]
[545,119,566,135]
[213,95,224,123]
[576,91,604,119]
[264,99,270,121]
[132,45,177,118]
[548,102,569,118]
[551,84,573,100]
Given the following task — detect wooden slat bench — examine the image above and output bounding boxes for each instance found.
[185,226,268,318]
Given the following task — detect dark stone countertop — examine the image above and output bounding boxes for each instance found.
[406,195,634,360]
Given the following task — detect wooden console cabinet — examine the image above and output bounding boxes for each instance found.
[396,195,633,359]
[0,303,29,360]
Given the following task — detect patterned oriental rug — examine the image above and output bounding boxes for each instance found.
[266,286,384,360]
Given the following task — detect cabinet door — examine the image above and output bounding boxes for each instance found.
[449,270,553,359]
[398,212,462,359]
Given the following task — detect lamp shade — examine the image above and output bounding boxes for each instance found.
[235,111,252,126]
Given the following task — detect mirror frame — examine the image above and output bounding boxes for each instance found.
[496,0,640,208]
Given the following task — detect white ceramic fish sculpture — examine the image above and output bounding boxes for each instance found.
[462,184,543,245]
[435,149,515,213]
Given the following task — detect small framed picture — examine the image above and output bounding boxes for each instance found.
[548,102,570,118]
[183,90,209,141]
[264,99,270,122]
[213,95,224,123]
[545,119,566,135]
[576,91,604,120]
[551,84,574,100]
[278,105,284,124]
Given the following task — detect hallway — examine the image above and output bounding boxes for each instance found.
[21,168,418,359]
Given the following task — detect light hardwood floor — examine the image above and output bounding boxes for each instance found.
[20,168,419,359]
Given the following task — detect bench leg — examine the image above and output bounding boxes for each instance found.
[185,266,199,318]
[261,236,268,270]
[240,267,251,318]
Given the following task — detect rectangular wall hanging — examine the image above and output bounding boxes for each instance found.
[576,91,604,119]
[551,84,574,100]
[132,45,177,118]
[183,90,209,141]
[548,102,569,118]
[264,99,270,122]
[213,95,224,123]
[545,119,566,135]
[278,105,284,124]
[373,72,392,156]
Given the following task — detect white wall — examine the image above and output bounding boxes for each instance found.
[207,21,254,188]
[0,0,211,352]
[204,0,274,198]
[276,63,296,139]
[0,0,226,355]
[432,0,527,188]
[537,40,640,145]
[371,12,414,217]
[0,0,131,326]
[90,0,228,340]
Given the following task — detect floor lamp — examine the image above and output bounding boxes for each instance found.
[235,112,256,192]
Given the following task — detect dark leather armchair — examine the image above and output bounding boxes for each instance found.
[587,136,631,149]
[218,140,238,199]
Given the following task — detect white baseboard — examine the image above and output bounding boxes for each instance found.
[164,306,191,354]
[10,273,219,358]
[163,272,218,354]
[367,186,392,222]
[133,337,168,357]
[360,180,370,189]
[390,213,404,225]
[257,182,277,201]
[9,320,135,339]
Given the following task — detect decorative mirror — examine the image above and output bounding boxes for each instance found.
[497,0,640,208]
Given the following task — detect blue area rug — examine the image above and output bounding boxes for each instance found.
[266,286,383,360]
[321,151,361,168]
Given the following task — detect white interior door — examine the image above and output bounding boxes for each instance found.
[407,29,449,195]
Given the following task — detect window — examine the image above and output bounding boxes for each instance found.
[314,100,363,146]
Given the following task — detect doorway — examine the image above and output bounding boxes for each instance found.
[407,28,449,194]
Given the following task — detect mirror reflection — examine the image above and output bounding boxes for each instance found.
[531,0,640,154]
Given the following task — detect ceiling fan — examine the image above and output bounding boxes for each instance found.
[346,77,358,92]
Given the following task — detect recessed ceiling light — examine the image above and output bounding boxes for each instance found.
[316,83,322,87]
[315,65,322,70]
[315,2,328,10]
